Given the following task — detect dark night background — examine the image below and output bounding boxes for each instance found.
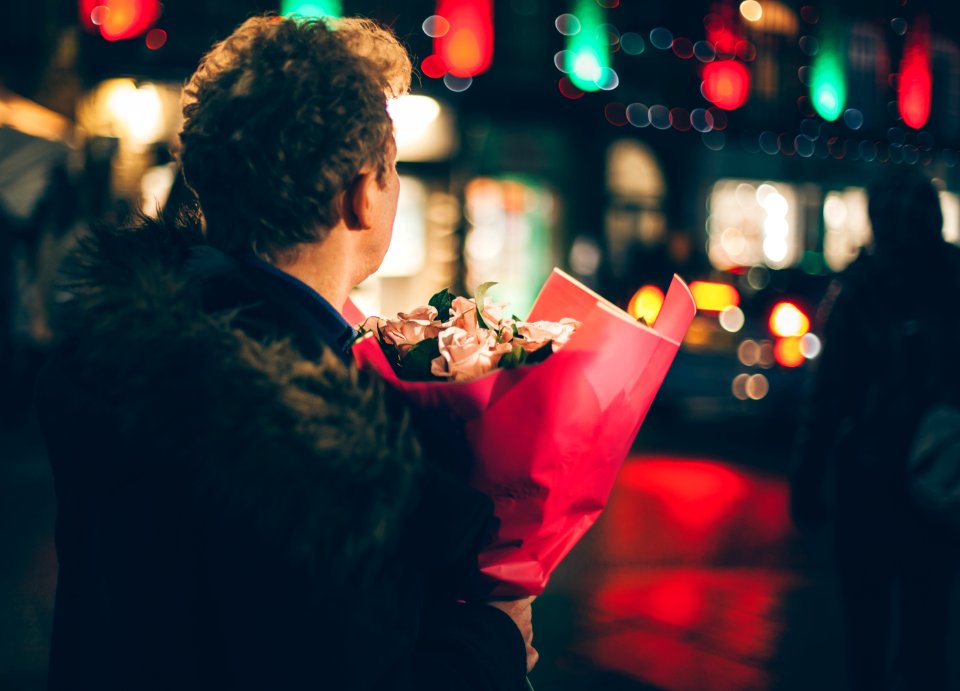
[3,1,960,689]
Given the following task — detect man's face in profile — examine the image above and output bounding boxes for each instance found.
[359,136,401,281]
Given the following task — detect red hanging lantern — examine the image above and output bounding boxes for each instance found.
[702,60,750,110]
[898,17,932,130]
[435,0,494,78]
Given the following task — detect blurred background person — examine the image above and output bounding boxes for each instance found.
[791,168,960,691]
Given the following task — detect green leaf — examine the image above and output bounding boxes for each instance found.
[428,288,456,322]
[525,340,554,365]
[473,281,498,330]
[499,352,520,369]
[498,344,528,370]
[399,338,443,381]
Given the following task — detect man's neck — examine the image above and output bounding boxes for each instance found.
[274,231,354,314]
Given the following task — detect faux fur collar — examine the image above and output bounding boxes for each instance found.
[44,212,423,583]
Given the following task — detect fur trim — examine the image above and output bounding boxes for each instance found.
[49,212,423,583]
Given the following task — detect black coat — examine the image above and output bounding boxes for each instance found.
[35,215,527,690]
[793,243,960,524]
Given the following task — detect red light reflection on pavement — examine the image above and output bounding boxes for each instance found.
[596,457,792,564]
[574,457,800,691]
[579,568,800,691]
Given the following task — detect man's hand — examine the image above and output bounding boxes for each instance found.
[488,596,538,673]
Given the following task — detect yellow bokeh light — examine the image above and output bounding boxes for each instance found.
[740,0,763,22]
[689,281,739,313]
[774,336,805,368]
[627,284,665,324]
[769,302,809,338]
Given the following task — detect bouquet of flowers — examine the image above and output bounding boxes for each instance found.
[358,281,583,383]
[346,268,695,597]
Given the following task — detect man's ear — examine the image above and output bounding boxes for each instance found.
[341,170,378,231]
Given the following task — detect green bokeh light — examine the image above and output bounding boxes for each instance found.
[563,0,609,92]
[281,0,342,19]
[809,34,846,121]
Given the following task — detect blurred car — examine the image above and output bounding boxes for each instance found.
[639,267,833,421]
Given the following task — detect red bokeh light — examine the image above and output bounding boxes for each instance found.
[705,4,742,57]
[435,0,493,78]
[80,0,159,41]
[604,102,628,126]
[420,54,447,79]
[898,17,932,130]
[702,60,750,110]
[558,77,585,100]
[145,28,166,50]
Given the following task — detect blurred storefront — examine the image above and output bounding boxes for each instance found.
[3,0,960,420]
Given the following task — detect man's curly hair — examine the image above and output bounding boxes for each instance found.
[179,16,411,261]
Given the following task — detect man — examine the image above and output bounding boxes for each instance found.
[37,15,534,690]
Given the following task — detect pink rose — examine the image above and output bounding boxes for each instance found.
[447,296,480,332]
[480,300,510,330]
[381,305,442,354]
[517,318,582,352]
[430,326,512,382]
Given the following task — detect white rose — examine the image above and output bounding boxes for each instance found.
[517,318,582,352]
[381,305,442,354]
[430,326,512,382]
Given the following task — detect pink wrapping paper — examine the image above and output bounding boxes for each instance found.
[349,268,695,597]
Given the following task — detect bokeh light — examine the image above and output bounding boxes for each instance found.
[604,102,628,126]
[422,15,450,38]
[809,31,846,121]
[144,27,166,50]
[739,0,762,22]
[626,103,650,127]
[649,105,672,130]
[281,0,342,18]
[628,285,665,323]
[769,302,809,338]
[555,13,581,36]
[95,0,160,41]
[421,55,447,78]
[558,76,586,99]
[774,337,804,368]
[738,339,760,366]
[620,32,645,55]
[649,27,674,50]
[898,17,932,130]
[564,0,611,92]
[746,374,769,399]
[672,38,694,59]
[435,0,494,78]
[719,306,745,333]
[443,74,473,92]
[702,60,750,110]
[799,333,822,359]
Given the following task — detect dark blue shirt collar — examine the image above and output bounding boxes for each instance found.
[240,255,358,357]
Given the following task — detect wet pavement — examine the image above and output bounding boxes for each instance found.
[2,411,957,690]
